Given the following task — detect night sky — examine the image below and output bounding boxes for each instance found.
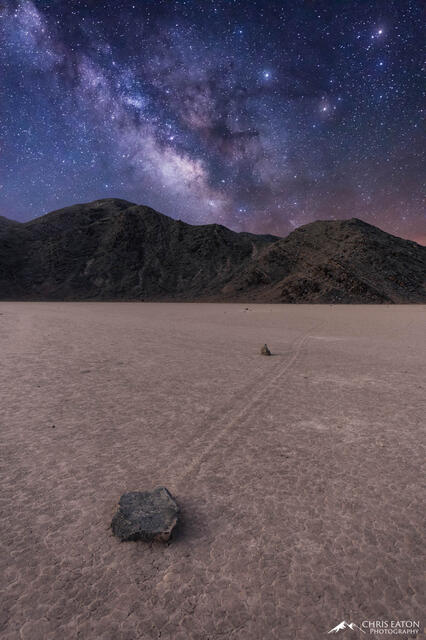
[1,0,425,243]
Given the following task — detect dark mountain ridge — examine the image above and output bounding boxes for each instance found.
[0,199,425,302]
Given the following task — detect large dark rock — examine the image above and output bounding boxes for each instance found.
[111,487,179,542]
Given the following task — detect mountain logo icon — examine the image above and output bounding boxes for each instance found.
[328,621,365,634]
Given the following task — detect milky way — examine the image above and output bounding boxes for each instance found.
[1,0,425,242]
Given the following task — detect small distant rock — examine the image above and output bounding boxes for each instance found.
[111,487,179,542]
[261,343,272,356]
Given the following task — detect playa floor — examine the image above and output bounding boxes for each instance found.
[0,302,424,640]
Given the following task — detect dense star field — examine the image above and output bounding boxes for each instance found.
[1,0,425,242]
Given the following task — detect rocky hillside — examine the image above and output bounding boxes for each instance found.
[0,199,424,302]
[229,218,426,303]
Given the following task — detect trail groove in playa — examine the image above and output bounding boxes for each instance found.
[175,327,318,488]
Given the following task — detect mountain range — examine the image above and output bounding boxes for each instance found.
[0,199,425,303]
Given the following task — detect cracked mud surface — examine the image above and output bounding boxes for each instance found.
[0,303,424,639]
